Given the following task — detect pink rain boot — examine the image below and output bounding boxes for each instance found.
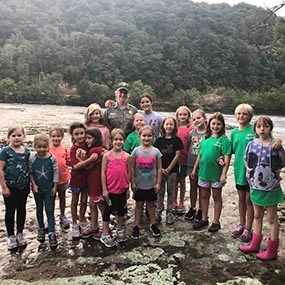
[239,233,263,253]
[256,238,279,261]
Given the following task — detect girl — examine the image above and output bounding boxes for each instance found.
[240,116,284,261]
[154,116,183,225]
[185,109,207,221]
[174,106,193,214]
[123,113,146,154]
[101,129,131,247]
[131,126,162,239]
[139,93,163,138]
[191,112,231,232]
[69,122,89,238]
[0,126,30,250]
[76,128,105,240]
[49,127,70,229]
[29,134,58,249]
[85,103,110,149]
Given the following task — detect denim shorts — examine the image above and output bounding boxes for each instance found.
[198,179,223,189]
[70,186,88,194]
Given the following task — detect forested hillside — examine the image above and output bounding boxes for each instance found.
[0,0,285,114]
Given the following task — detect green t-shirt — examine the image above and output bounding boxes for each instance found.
[230,125,255,185]
[123,131,141,154]
[198,135,231,182]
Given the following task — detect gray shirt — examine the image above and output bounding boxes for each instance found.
[131,146,162,189]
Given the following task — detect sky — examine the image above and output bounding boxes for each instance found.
[192,0,285,16]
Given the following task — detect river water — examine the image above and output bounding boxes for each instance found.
[1,103,285,145]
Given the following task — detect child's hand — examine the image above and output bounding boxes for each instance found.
[51,186,57,196]
[131,182,137,192]
[162,168,168,176]
[154,183,160,193]
[76,148,86,161]
[89,153,98,161]
[217,155,225,167]
[2,186,10,197]
[102,189,109,200]
[190,170,196,180]
[272,138,282,150]
[220,173,226,185]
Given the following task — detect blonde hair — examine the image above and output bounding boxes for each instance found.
[84,103,103,125]
[138,125,154,136]
[110,128,125,141]
[7,125,25,138]
[34,134,49,147]
[235,104,254,120]
[175,106,192,126]
[49,127,64,137]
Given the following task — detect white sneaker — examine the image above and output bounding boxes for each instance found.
[16,232,27,247]
[72,224,80,238]
[7,235,18,250]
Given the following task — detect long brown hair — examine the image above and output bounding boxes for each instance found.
[205,112,226,138]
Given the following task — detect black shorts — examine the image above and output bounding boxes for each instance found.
[133,188,157,202]
[236,184,250,192]
[178,165,187,178]
[102,192,127,222]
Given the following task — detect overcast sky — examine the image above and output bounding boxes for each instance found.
[192,0,285,16]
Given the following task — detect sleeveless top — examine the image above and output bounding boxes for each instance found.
[106,150,129,194]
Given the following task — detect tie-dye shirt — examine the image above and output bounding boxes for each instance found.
[131,146,162,189]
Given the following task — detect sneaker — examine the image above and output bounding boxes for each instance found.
[239,228,252,242]
[48,232,58,249]
[185,208,196,220]
[80,227,97,239]
[79,223,88,233]
[37,228,45,242]
[172,203,177,215]
[166,213,175,225]
[92,228,102,241]
[117,229,127,243]
[177,204,186,214]
[16,232,27,247]
[231,224,244,238]
[149,224,161,237]
[193,219,209,230]
[195,209,202,221]
[7,235,18,250]
[60,216,70,229]
[72,224,80,238]
[208,223,221,233]
[131,226,140,239]
[100,234,116,248]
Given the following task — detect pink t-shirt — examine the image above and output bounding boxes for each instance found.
[106,150,129,194]
[177,125,193,165]
[49,145,70,185]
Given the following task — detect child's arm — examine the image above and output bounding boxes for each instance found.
[101,152,109,200]
[272,137,282,150]
[155,157,162,193]
[220,155,231,185]
[130,156,136,192]
[73,153,98,170]
[51,155,59,196]
[30,174,38,193]
[191,154,200,180]
[126,154,132,199]
[0,160,10,197]
[163,150,180,175]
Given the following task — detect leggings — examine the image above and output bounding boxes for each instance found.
[3,185,30,236]
[34,190,55,233]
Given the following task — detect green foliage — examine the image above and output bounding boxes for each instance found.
[0,0,283,113]
[128,80,154,107]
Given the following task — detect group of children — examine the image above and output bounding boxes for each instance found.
[0,98,284,261]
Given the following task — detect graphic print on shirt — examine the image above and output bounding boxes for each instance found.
[35,164,50,181]
[136,156,156,179]
[191,136,201,155]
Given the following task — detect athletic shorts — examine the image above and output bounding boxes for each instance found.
[178,165,187,178]
[70,186,88,194]
[236,184,250,192]
[102,192,127,221]
[133,188,157,202]
[198,179,223,189]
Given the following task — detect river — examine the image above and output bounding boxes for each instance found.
[1,103,285,145]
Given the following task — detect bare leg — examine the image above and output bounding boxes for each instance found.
[237,190,247,225]
[189,175,198,208]
[58,190,66,217]
[146,201,156,225]
[134,201,144,226]
[253,205,264,236]
[79,193,88,224]
[71,192,79,224]
[245,192,254,230]
[212,187,222,224]
[266,206,279,240]
[200,187,210,221]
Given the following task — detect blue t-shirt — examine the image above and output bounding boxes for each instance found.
[0,146,30,189]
